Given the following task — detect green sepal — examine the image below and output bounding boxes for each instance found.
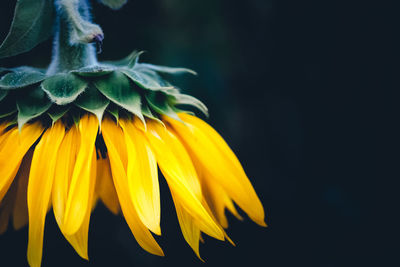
[169,93,209,117]
[0,98,17,119]
[41,73,88,105]
[107,105,119,122]
[16,86,52,130]
[0,68,10,76]
[4,118,18,128]
[0,0,55,58]
[141,102,164,126]
[72,113,81,128]
[0,90,7,101]
[145,91,181,122]
[47,105,70,124]
[108,50,145,68]
[137,63,197,76]
[71,65,114,77]
[122,69,174,91]
[94,71,145,124]
[75,83,110,124]
[0,67,46,90]
[0,109,17,119]
[137,68,175,87]
[172,107,195,116]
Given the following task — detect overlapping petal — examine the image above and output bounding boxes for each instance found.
[144,121,224,240]
[102,118,164,256]
[0,109,265,267]
[120,119,161,235]
[27,122,65,267]
[96,157,120,215]
[62,115,98,235]
[165,113,266,227]
[0,123,44,203]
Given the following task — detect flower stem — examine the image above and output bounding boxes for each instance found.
[47,0,103,75]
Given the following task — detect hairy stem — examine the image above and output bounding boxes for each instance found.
[47,0,103,75]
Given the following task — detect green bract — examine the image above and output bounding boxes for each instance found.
[0,51,207,129]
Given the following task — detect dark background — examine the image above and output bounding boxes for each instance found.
[0,0,395,266]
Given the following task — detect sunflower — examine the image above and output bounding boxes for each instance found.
[0,0,266,266]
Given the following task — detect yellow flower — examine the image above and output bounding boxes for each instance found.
[0,113,265,267]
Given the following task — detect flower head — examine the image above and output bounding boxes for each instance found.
[0,1,266,266]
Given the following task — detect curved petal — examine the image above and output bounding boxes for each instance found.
[63,149,97,260]
[63,115,98,235]
[171,192,203,261]
[0,123,44,203]
[27,122,65,267]
[52,126,80,227]
[13,149,33,230]
[96,157,120,215]
[102,118,164,256]
[120,119,160,235]
[201,175,243,229]
[165,114,266,227]
[0,174,17,234]
[145,121,224,240]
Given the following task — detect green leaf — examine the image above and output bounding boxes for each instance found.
[0,90,7,101]
[70,65,114,77]
[94,71,144,123]
[137,63,197,75]
[122,69,174,91]
[47,105,70,124]
[41,73,88,105]
[75,83,110,124]
[170,93,209,117]
[145,91,181,122]
[107,50,145,68]
[98,0,128,10]
[0,0,55,58]
[16,86,52,129]
[0,67,46,90]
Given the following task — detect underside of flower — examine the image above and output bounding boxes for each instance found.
[0,51,206,130]
[0,1,266,267]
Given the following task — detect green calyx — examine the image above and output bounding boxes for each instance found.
[0,51,208,129]
[0,0,207,129]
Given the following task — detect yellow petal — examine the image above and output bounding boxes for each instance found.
[166,113,266,227]
[0,123,44,203]
[63,149,97,260]
[201,176,242,228]
[13,150,33,230]
[0,123,10,146]
[96,157,120,215]
[0,122,7,133]
[120,119,161,235]
[0,200,12,234]
[63,115,98,235]
[145,121,224,240]
[102,118,164,256]
[199,194,237,247]
[0,174,17,234]
[52,126,80,227]
[27,122,65,267]
[171,192,203,261]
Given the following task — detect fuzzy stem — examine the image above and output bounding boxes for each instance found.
[47,0,103,75]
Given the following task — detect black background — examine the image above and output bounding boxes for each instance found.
[0,0,395,266]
